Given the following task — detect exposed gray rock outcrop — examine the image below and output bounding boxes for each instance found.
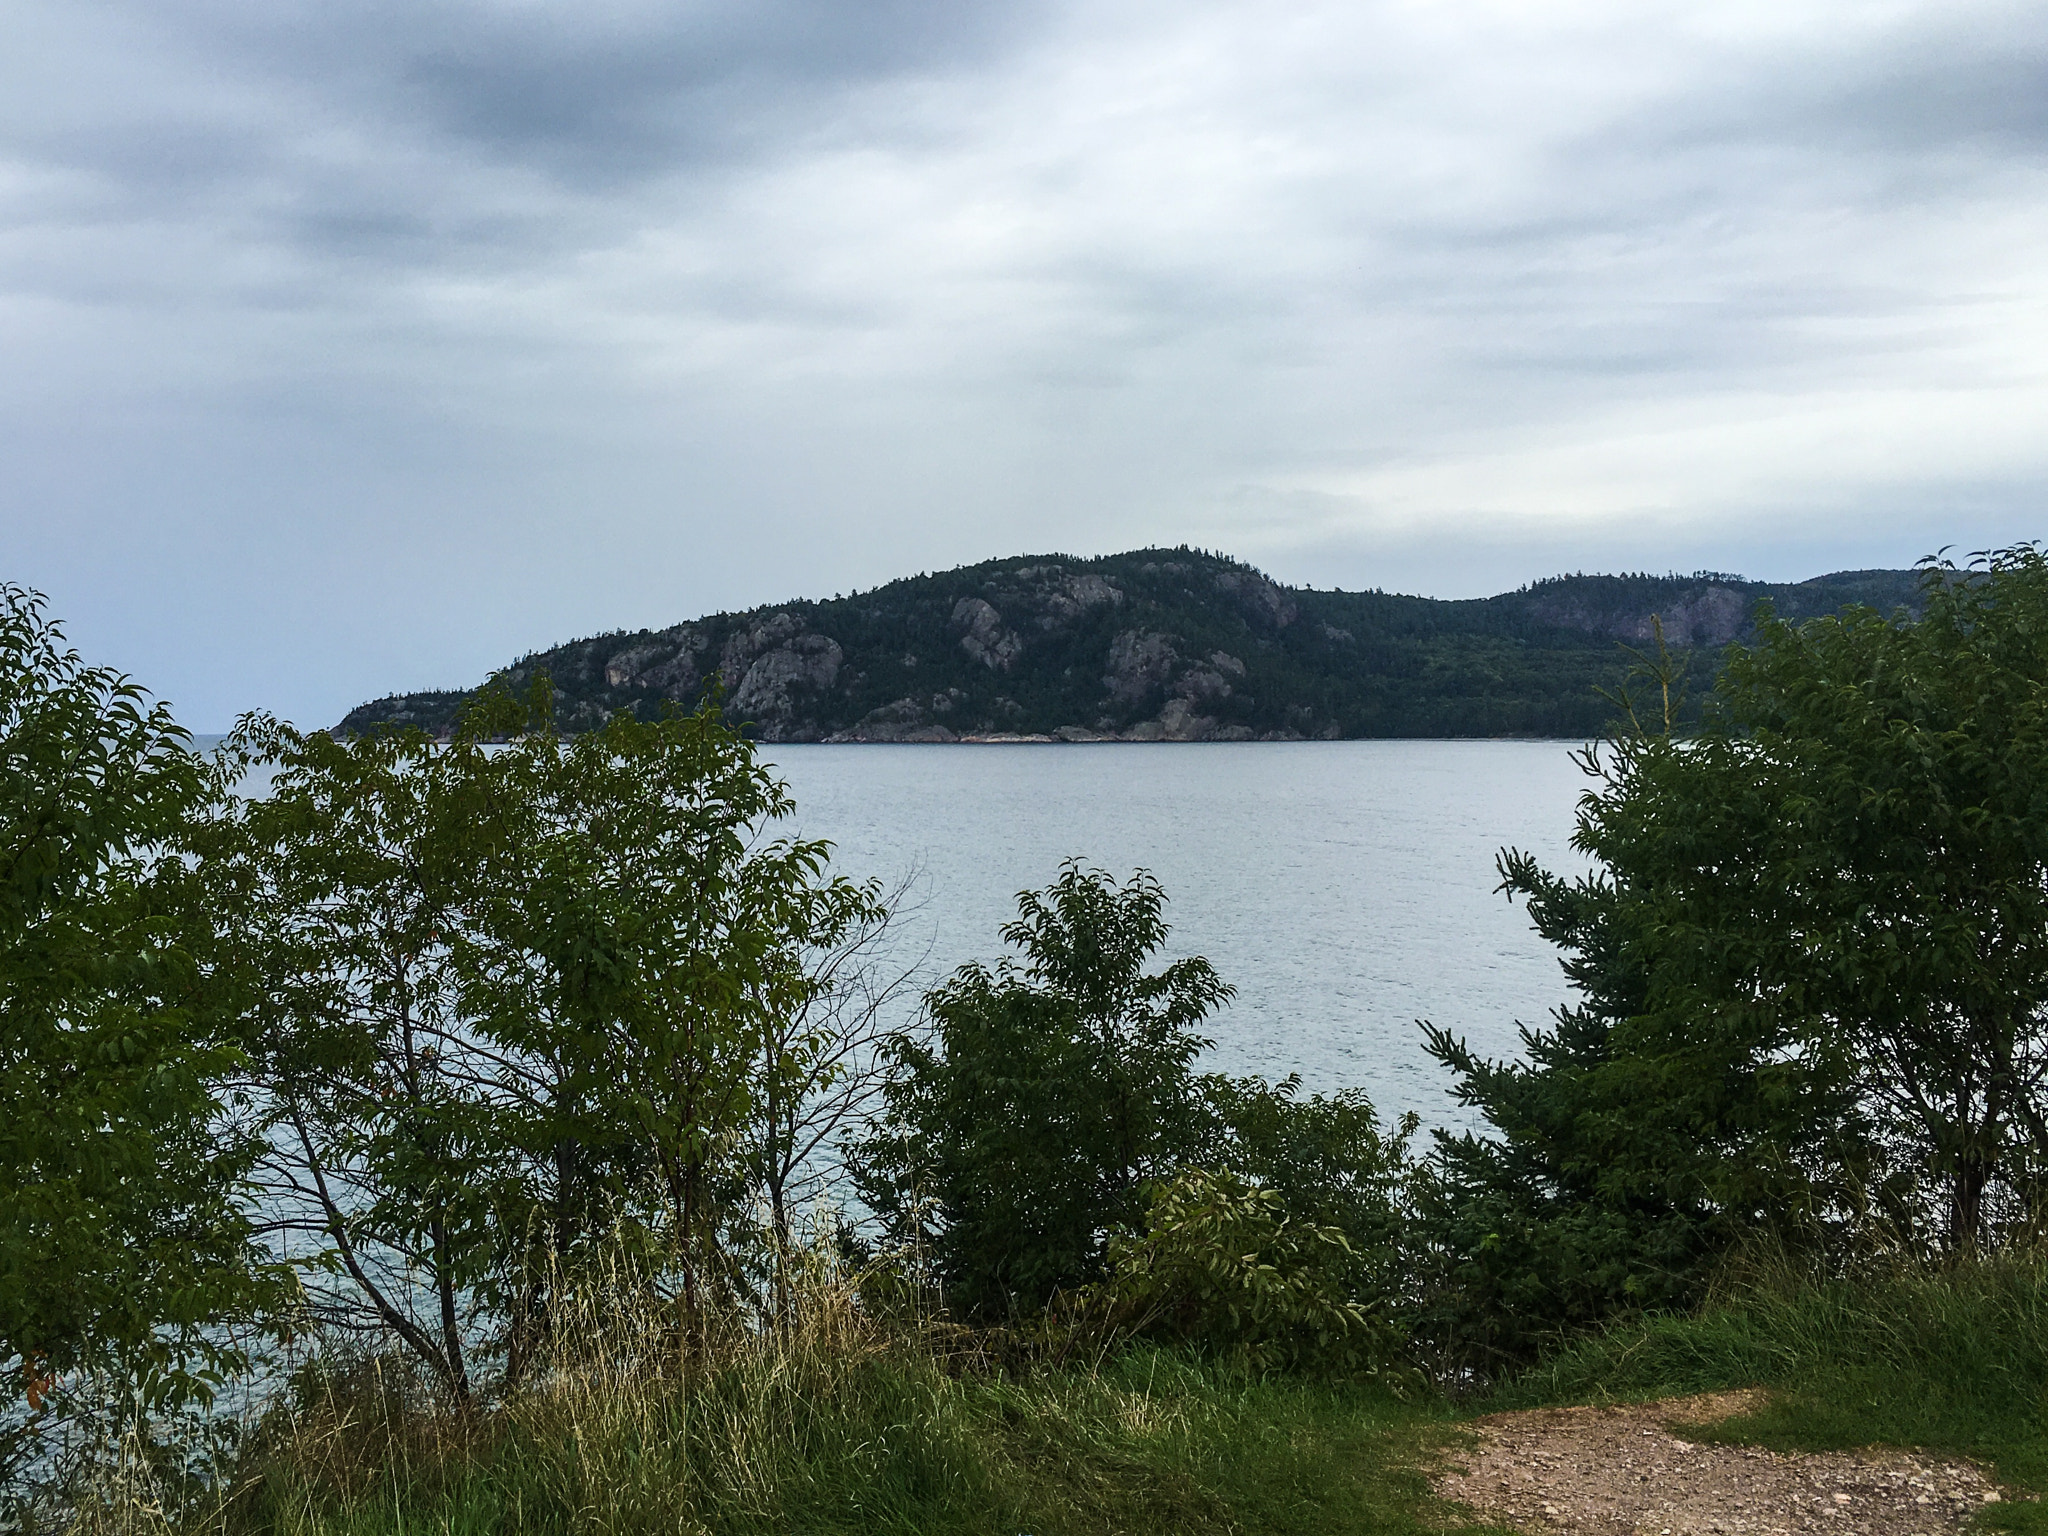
[825,690,975,742]
[603,645,661,689]
[1144,698,1251,741]
[706,611,844,739]
[1213,570,1298,629]
[1103,630,1180,706]
[603,627,707,697]
[1175,668,1233,705]
[826,719,959,743]
[1522,584,1748,647]
[720,611,807,687]
[851,696,926,729]
[732,638,843,735]
[1656,587,1749,646]
[1027,570,1123,629]
[951,598,1025,670]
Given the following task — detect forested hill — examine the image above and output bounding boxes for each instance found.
[336,550,1925,742]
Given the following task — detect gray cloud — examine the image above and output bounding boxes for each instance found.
[3,0,2045,727]
[390,1,1032,170]
[1692,30,2048,158]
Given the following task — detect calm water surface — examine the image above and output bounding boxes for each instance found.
[217,735,1595,1128]
[765,741,1594,1129]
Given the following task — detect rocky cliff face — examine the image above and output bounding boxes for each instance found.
[1520,583,1751,646]
[716,613,844,736]
[335,550,1926,742]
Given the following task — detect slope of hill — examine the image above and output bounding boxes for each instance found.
[336,549,1925,742]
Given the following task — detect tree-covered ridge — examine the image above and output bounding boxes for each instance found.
[336,548,1926,741]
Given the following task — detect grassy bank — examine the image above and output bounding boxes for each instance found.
[174,1356,1473,1536]
[77,1254,2048,1535]
[76,1287,1486,1536]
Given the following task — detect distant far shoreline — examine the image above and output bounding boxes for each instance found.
[336,545,1926,746]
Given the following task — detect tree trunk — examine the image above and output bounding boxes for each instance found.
[432,1216,473,1405]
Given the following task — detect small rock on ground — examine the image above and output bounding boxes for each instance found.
[1436,1391,2005,1536]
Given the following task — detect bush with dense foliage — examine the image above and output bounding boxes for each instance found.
[853,866,1418,1377]
[0,586,283,1485]
[852,863,1233,1318]
[1084,1167,1401,1376]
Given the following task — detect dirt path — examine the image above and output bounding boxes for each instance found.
[1436,1392,2006,1536]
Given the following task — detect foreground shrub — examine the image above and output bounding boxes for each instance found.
[1,585,284,1500]
[1081,1168,1406,1378]
[853,862,1232,1320]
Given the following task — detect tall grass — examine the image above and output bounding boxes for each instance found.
[62,1254,1477,1536]
[88,1240,2048,1534]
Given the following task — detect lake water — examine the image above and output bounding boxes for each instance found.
[765,741,1595,1130]
[214,734,1597,1129]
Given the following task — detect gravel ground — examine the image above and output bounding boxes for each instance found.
[1436,1392,2010,1536]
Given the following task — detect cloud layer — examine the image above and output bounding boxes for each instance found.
[5,0,2045,725]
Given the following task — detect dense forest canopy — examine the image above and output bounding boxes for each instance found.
[337,549,1926,742]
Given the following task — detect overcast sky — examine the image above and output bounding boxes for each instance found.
[5,0,2045,729]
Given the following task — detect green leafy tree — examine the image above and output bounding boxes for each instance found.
[1702,546,2048,1247]
[448,690,884,1335]
[855,862,1231,1319]
[219,688,883,1395]
[1418,546,2048,1369]
[214,711,511,1403]
[729,872,911,1324]
[0,587,280,1479]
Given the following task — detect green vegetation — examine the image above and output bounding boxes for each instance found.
[1413,546,2048,1374]
[176,1290,1476,1536]
[849,860,1413,1369]
[337,547,1926,743]
[11,547,2048,1534]
[205,690,884,1404]
[851,863,1235,1317]
[0,586,285,1485]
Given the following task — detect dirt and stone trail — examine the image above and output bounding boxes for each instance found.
[1437,1392,2008,1536]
